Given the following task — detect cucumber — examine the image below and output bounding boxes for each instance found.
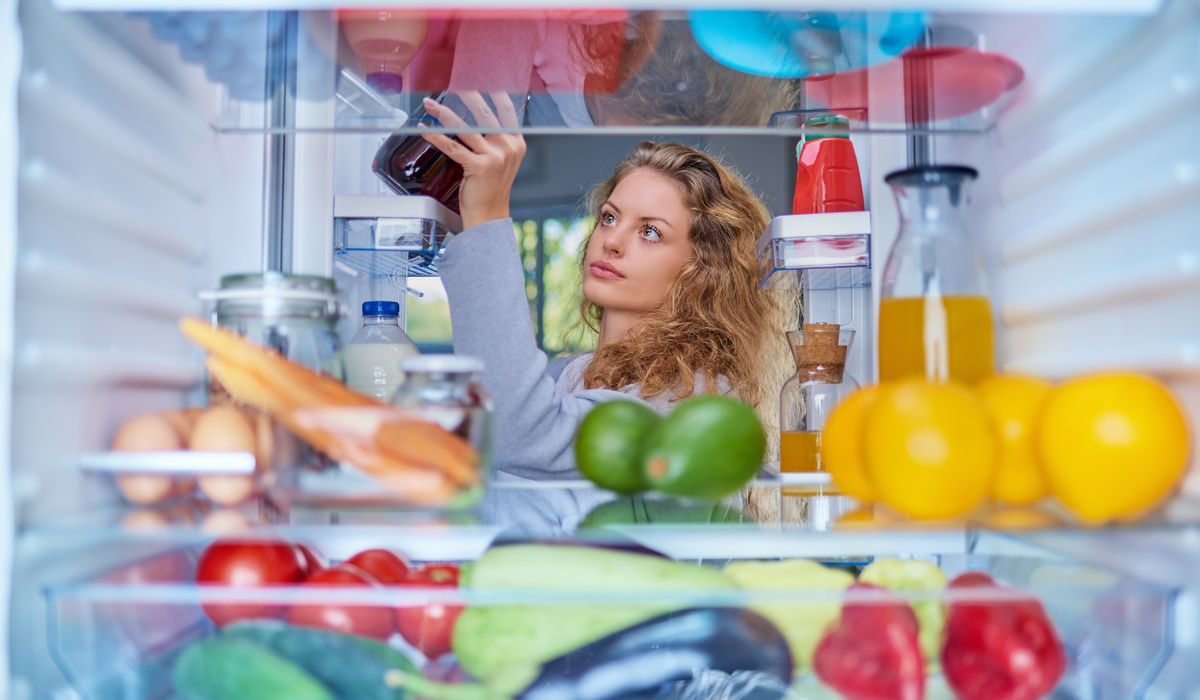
[173,638,332,700]
[222,620,417,700]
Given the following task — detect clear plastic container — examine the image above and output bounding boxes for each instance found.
[42,523,1183,700]
[342,301,420,401]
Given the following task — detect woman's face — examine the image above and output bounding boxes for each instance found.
[582,168,694,314]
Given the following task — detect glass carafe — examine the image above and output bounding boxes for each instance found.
[878,165,994,384]
[779,324,859,473]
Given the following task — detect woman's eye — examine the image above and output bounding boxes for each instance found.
[641,226,662,242]
[599,211,617,226]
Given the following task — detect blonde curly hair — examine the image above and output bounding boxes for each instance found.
[578,141,791,412]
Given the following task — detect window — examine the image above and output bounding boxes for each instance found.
[407,216,597,357]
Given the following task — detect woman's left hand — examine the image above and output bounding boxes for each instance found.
[420,92,527,230]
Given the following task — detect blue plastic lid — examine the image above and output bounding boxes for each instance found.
[687,10,927,79]
[362,300,400,317]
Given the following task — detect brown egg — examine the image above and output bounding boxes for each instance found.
[200,507,252,534]
[189,406,257,453]
[116,474,176,505]
[111,413,185,505]
[190,406,259,505]
[112,413,184,452]
[196,475,256,506]
[119,508,172,532]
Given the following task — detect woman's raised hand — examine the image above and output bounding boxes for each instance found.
[419,92,527,230]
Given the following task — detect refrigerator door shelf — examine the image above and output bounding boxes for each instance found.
[77,451,256,476]
[334,194,462,279]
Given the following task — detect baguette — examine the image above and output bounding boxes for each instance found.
[206,358,464,503]
[187,316,480,494]
[182,317,374,407]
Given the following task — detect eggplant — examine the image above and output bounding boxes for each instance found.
[386,607,791,700]
[517,607,793,700]
[488,535,670,560]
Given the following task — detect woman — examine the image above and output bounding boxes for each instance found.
[424,93,792,482]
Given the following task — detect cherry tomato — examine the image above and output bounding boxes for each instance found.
[396,564,462,658]
[286,564,394,640]
[346,549,411,584]
[195,539,308,626]
[295,543,326,576]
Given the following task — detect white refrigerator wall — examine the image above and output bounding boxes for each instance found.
[9,3,265,694]
[12,2,264,525]
[984,4,1200,503]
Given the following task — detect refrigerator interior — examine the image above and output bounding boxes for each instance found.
[3,0,1199,697]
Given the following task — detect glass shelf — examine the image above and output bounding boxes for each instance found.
[111,10,1044,135]
[20,478,1200,554]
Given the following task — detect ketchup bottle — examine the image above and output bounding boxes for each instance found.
[792,115,865,215]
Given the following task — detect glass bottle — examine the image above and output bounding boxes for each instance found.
[372,94,465,213]
[779,323,859,473]
[878,165,994,384]
[342,300,419,400]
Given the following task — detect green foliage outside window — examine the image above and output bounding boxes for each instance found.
[406,217,598,357]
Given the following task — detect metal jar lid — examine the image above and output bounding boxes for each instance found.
[202,272,340,320]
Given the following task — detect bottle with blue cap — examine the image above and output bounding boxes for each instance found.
[342,300,420,400]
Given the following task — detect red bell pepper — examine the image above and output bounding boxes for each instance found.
[814,582,925,700]
[942,571,1066,700]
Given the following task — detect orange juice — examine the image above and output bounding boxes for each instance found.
[878,295,995,384]
[780,430,822,472]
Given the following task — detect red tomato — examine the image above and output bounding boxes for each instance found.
[295,544,326,576]
[396,564,463,658]
[196,539,308,626]
[286,564,394,641]
[346,549,411,584]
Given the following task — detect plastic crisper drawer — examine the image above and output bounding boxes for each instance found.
[44,526,1179,700]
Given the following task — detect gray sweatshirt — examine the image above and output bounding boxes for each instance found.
[438,219,732,530]
[440,218,736,476]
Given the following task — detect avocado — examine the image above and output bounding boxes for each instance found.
[642,395,766,499]
[575,400,661,494]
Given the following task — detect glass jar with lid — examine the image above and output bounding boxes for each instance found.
[393,354,492,504]
[200,272,344,503]
[207,272,343,398]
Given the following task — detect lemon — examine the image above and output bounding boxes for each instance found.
[865,380,996,519]
[819,384,882,502]
[975,374,1053,505]
[1037,372,1191,524]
